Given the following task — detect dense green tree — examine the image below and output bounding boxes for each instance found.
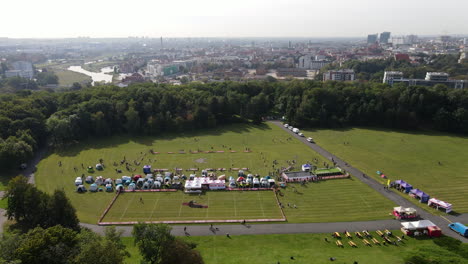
[46,189,80,231]
[132,223,203,264]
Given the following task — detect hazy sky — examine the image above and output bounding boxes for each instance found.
[2,0,467,38]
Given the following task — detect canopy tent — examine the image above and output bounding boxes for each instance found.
[116,184,124,192]
[237,176,245,182]
[393,206,418,219]
[143,165,152,174]
[87,166,94,173]
[185,178,225,190]
[95,163,103,170]
[153,181,161,189]
[302,164,312,172]
[76,185,87,193]
[401,220,436,230]
[400,182,413,193]
[428,198,452,213]
[128,183,136,191]
[85,176,94,184]
[410,189,430,203]
[105,184,113,192]
[89,183,98,192]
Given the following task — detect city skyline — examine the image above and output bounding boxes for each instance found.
[1,0,468,38]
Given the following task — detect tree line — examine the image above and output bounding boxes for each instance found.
[1,80,468,169]
[1,176,204,264]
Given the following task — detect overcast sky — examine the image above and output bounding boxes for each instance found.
[2,0,467,38]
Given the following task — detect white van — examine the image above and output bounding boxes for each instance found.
[292,128,299,134]
[284,123,289,128]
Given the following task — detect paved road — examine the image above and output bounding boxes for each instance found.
[270,121,468,243]
[82,219,401,237]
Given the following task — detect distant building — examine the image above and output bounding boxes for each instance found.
[383,71,468,89]
[323,69,355,81]
[298,55,330,70]
[383,71,404,84]
[277,68,307,77]
[367,34,378,44]
[5,61,34,79]
[394,53,410,61]
[425,72,449,82]
[147,63,179,77]
[380,32,391,44]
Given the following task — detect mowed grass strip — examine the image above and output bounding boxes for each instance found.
[279,180,395,223]
[102,191,283,222]
[304,127,468,213]
[123,232,447,264]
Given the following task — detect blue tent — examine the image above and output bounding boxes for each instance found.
[143,165,151,174]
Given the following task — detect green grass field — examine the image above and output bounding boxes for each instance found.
[122,232,460,264]
[102,191,283,223]
[304,127,468,213]
[54,69,91,86]
[35,123,394,224]
[279,180,394,223]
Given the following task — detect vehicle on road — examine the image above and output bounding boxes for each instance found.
[292,128,299,134]
[288,126,293,130]
[448,222,468,237]
[306,137,314,143]
[298,132,304,137]
[284,123,289,128]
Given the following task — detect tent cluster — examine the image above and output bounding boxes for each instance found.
[392,180,453,213]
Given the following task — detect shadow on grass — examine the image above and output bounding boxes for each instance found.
[53,123,273,157]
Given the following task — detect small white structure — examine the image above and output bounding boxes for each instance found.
[75,177,83,186]
[89,183,98,192]
[185,177,226,192]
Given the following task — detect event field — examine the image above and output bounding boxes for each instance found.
[122,232,462,264]
[303,127,468,213]
[102,191,283,223]
[35,123,393,223]
[279,180,395,223]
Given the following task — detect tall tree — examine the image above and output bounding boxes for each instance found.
[132,223,203,264]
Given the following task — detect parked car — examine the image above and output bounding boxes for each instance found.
[306,137,314,143]
[292,128,299,134]
[298,132,304,137]
[448,222,468,237]
[288,126,293,130]
[284,123,289,128]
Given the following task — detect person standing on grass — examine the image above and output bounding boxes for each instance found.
[184,226,187,232]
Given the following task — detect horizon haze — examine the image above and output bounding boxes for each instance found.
[1,0,468,38]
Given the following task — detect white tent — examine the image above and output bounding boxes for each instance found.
[401,220,436,230]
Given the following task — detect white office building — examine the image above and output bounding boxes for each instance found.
[323,69,355,81]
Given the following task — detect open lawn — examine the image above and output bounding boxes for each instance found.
[279,180,394,223]
[122,232,462,264]
[304,127,468,213]
[54,69,91,86]
[36,123,394,224]
[102,191,283,223]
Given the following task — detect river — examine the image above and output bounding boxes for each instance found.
[67,65,114,85]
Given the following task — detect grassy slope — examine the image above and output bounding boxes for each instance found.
[122,232,456,264]
[54,69,91,86]
[103,191,283,222]
[304,127,468,213]
[35,123,393,224]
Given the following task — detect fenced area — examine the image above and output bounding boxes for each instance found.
[99,190,285,225]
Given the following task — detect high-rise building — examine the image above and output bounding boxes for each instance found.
[380,32,391,44]
[367,34,378,44]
